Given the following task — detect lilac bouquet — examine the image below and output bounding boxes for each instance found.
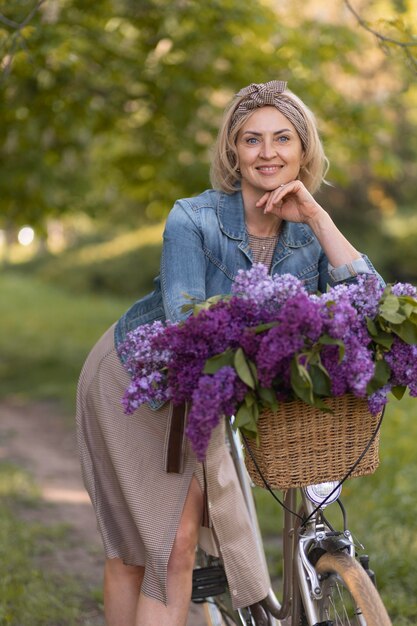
[119,265,417,461]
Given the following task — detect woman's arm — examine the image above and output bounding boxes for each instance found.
[259,180,379,283]
[259,180,360,265]
[160,200,207,323]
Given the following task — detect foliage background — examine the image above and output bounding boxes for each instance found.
[1,0,417,287]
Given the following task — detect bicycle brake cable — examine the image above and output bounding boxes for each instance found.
[242,434,304,520]
[302,407,385,527]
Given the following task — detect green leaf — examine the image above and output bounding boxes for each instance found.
[367,316,394,348]
[258,386,278,409]
[367,359,391,394]
[399,295,417,307]
[402,303,416,318]
[203,349,234,374]
[379,295,407,324]
[248,360,259,386]
[234,402,258,437]
[371,331,394,350]
[244,391,255,407]
[391,319,417,345]
[382,310,407,324]
[310,363,331,397]
[234,403,251,429]
[391,385,406,400]
[311,397,334,412]
[180,303,195,313]
[234,348,256,389]
[366,317,378,336]
[191,294,229,314]
[290,358,313,405]
[318,335,345,362]
[253,321,278,334]
[240,426,259,441]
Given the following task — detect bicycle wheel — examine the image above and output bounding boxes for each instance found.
[312,552,391,626]
[202,596,264,625]
[202,599,231,625]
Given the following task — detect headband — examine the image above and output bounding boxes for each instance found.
[230,80,308,150]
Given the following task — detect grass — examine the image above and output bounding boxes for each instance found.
[10,224,163,299]
[0,461,103,625]
[0,271,131,409]
[1,268,417,623]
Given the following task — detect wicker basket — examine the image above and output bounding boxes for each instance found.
[244,395,382,490]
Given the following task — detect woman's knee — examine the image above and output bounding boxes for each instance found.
[168,478,203,574]
[105,557,144,584]
[168,524,198,574]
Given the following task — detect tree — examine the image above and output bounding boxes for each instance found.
[0,0,415,240]
[344,0,417,73]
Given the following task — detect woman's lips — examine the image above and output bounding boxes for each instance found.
[256,165,283,174]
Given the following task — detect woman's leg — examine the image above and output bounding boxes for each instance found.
[135,476,204,626]
[104,558,145,626]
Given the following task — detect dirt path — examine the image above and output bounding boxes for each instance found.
[0,398,207,626]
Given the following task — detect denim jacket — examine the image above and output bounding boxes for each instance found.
[114,188,379,355]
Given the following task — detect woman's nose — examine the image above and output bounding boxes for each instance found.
[260,139,276,159]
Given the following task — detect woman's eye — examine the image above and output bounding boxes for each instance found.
[246,137,259,144]
[277,135,289,143]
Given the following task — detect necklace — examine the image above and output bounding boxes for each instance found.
[247,221,283,242]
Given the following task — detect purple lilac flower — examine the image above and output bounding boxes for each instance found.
[349,274,385,318]
[118,321,174,412]
[316,283,376,401]
[232,264,306,314]
[390,282,417,298]
[368,385,391,415]
[344,340,375,397]
[320,335,375,399]
[118,320,173,377]
[120,265,417,457]
[385,339,417,396]
[321,345,349,397]
[320,295,361,340]
[185,367,246,460]
[232,263,276,303]
[256,294,324,388]
[320,274,384,321]
[122,371,169,414]
[152,300,261,404]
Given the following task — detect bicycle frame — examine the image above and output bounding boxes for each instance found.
[225,420,356,625]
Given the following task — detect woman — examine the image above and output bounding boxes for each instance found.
[76,80,380,626]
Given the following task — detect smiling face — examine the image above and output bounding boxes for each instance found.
[236,106,304,203]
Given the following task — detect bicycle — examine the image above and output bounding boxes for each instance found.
[191,397,392,626]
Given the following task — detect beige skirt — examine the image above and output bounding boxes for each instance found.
[75,324,269,609]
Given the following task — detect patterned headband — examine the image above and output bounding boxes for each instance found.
[230,80,308,150]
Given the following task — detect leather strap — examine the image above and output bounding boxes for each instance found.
[165,402,186,473]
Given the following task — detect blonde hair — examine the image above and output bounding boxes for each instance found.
[210,86,328,195]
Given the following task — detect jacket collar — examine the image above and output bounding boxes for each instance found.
[216,189,314,248]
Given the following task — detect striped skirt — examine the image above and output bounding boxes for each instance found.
[75,324,269,609]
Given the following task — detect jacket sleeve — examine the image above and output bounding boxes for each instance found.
[318,251,385,292]
[160,200,207,323]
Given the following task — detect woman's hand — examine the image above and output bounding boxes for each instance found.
[256,180,324,225]
[257,179,362,268]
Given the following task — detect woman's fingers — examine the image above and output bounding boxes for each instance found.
[263,184,290,214]
[255,192,271,208]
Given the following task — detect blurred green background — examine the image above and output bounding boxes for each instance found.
[1,0,417,623]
